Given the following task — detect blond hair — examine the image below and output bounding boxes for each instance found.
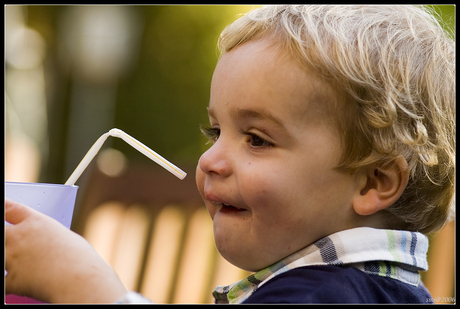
[218,5,455,234]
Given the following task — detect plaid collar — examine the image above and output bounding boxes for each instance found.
[212,227,429,304]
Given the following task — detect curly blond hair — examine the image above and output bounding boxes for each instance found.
[218,5,455,234]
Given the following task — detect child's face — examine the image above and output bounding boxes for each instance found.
[196,38,362,272]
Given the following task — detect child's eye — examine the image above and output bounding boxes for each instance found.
[200,125,273,149]
[246,133,274,148]
[200,125,220,143]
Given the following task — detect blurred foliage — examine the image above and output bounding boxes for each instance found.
[426,5,455,39]
[22,5,455,183]
[112,6,258,164]
[24,5,259,182]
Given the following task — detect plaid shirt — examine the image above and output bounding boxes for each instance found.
[212,227,429,304]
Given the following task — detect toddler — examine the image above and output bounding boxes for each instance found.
[5,5,455,304]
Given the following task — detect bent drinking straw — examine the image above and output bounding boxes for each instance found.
[108,128,187,180]
[65,128,187,186]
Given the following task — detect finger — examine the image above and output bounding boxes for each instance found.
[5,198,38,225]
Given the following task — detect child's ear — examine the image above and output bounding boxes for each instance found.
[352,156,409,216]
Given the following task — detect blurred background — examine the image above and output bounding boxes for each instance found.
[4,5,455,304]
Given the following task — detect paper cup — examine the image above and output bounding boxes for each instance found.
[5,182,79,304]
[5,182,78,229]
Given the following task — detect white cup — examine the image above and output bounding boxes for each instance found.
[5,182,78,229]
[5,182,79,304]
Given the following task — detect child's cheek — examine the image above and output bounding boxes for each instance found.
[239,166,279,209]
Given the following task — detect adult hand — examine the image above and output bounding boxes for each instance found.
[5,198,128,303]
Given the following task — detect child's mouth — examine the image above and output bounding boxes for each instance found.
[212,201,246,213]
[222,204,244,212]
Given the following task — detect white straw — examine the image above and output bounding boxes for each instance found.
[108,128,187,180]
[65,133,110,185]
[65,128,187,186]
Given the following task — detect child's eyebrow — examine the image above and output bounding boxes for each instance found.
[235,108,287,131]
[207,106,288,132]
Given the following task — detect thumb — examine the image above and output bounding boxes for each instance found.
[5,198,37,225]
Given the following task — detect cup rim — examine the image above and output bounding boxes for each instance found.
[5,181,78,189]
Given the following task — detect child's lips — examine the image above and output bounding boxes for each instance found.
[211,201,247,212]
[219,204,248,214]
[206,192,248,211]
[204,191,249,214]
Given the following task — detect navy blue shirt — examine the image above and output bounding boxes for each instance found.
[243,265,433,304]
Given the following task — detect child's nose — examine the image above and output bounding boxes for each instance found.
[198,141,231,177]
